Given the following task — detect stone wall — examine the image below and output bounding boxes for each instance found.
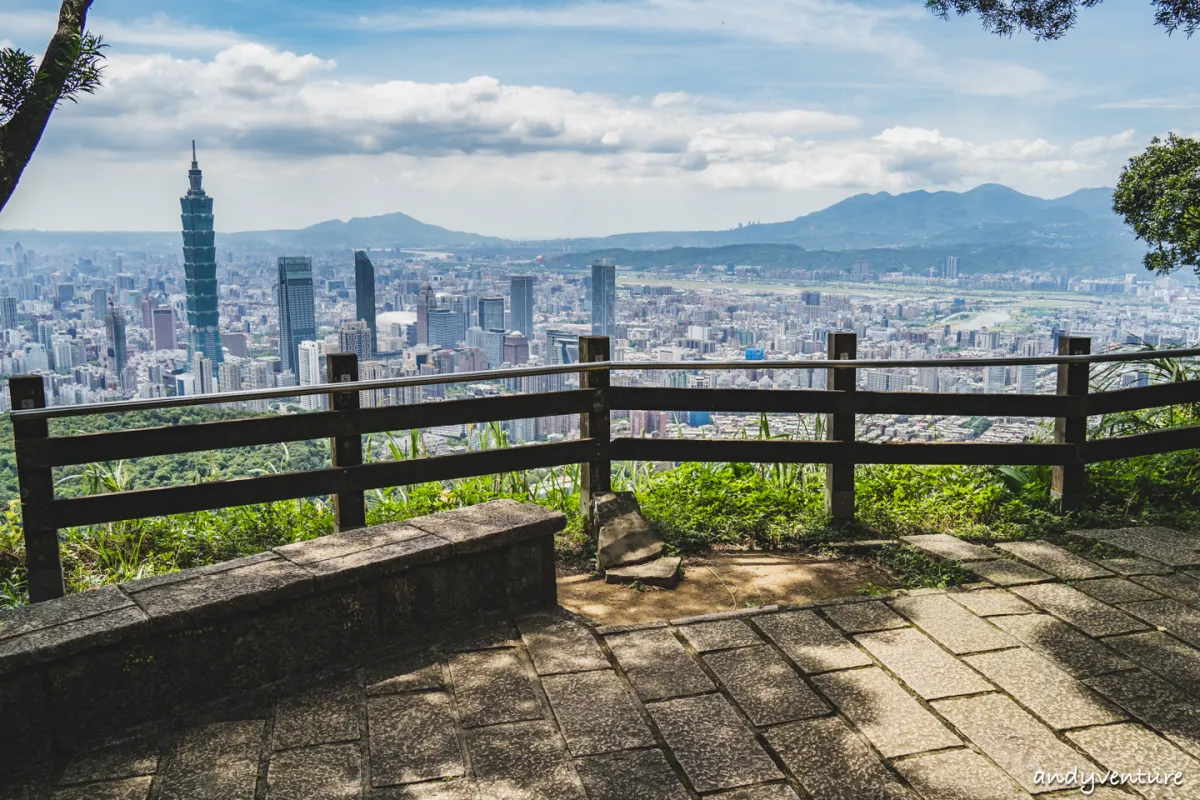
[0,500,563,773]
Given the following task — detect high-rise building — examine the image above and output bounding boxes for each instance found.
[90,287,107,319]
[52,337,74,374]
[297,340,324,411]
[427,309,460,349]
[277,256,316,376]
[218,361,242,394]
[152,307,176,352]
[191,353,214,394]
[478,296,505,332]
[354,250,377,355]
[416,282,434,345]
[105,305,127,374]
[224,332,248,359]
[0,296,17,330]
[245,360,272,412]
[985,365,1007,394]
[140,295,158,329]
[1018,364,1038,395]
[943,256,960,279]
[484,329,507,369]
[180,142,223,364]
[339,320,373,364]
[509,275,534,338]
[504,332,530,365]
[590,259,616,338]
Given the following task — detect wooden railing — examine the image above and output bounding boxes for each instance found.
[10,335,1200,602]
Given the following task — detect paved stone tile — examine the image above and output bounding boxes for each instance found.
[365,649,443,695]
[990,613,1132,677]
[541,669,653,756]
[676,619,762,652]
[703,645,828,726]
[1067,723,1200,800]
[893,749,1033,800]
[1132,572,1200,609]
[517,614,608,675]
[1097,557,1173,576]
[949,588,1037,617]
[157,720,265,800]
[813,667,961,758]
[367,692,464,787]
[1085,670,1200,759]
[710,785,801,800]
[890,593,1016,654]
[1105,630,1200,691]
[0,584,134,641]
[902,533,998,561]
[572,749,689,800]
[752,610,872,673]
[968,559,1054,586]
[963,648,1125,730]
[764,716,914,800]
[51,777,153,800]
[448,649,541,728]
[374,781,478,800]
[1073,577,1161,605]
[1120,598,1200,648]
[444,622,516,653]
[266,743,362,800]
[822,601,908,633]
[59,739,159,786]
[605,627,713,701]
[1012,583,1148,636]
[466,721,584,800]
[995,541,1111,580]
[931,693,1101,795]
[272,681,360,750]
[647,693,781,792]
[855,627,994,700]
[1076,527,1200,568]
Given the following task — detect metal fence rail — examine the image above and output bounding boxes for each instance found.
[9,334,1200,602]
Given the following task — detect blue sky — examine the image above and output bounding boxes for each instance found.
[1,0,1197,237]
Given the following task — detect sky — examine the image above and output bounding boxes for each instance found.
[0,0,1197,238]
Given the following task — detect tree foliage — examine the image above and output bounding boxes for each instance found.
[926,0,1200,39]
[0,0,105,214]
[1112,134,1200,277]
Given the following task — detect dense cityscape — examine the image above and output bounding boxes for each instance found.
[0,148,1195,455]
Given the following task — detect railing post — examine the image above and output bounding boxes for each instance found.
[579,336,611,536]
[327,353,366,532]
[825,332,857,521]
[10,375,65,602]
[1053,336,1090,512]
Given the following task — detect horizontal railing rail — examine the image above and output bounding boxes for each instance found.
[9,334,1200,602]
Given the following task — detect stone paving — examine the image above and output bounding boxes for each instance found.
[8,529,1200,799]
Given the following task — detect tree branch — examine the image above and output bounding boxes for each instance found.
[0,0,97,215]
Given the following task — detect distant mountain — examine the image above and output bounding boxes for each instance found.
[223,211,507,249]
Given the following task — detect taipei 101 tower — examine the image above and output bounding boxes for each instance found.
[180,141,223,364]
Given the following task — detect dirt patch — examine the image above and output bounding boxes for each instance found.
[557,551,896,627]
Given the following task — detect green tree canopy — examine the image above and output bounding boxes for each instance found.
[926,0,1199,39]
[1113,133,1200,277]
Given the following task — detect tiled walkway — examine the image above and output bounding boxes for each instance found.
[12,529,1200,799]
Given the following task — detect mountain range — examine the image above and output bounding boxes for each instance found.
[2,183,1141,270]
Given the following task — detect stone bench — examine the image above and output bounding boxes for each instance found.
[0,499,563,774]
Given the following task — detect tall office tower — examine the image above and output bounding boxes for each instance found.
[0,296,17,330]
[944,256,959,279]
[354,250,377,355]
[105,305,128,374]
[416,282,434,344]
[1018,364,1038,395]
[339,320,373,364]
[191,353,215,394]
[90,287,107,319]
[484,329,507,369]
[544,329,574,365]
[590,259,616,337]
[245,360,272,412]
[180,142,224,364]
[509,275,534,338]
[478,296,505,333]
[152,307,176,352]
[985,365,1007,394]
[223,332,248,359]
[52,337,74,374]
[918,367,939,393]
[277,256,316,376]
[297,340,325,411]
[447,295,468,343]
[218,361,242,393]
[37,320,54,352]
[504,332,530,365]
[427,308,460,349]
[140,295,158,329]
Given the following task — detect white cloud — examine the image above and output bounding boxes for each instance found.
[0,10,241,52]
[1071,130,1136,157]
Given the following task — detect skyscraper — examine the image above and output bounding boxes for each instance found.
[338,320,373,364]
[0,296,17,330]
[354,250,377,355]
[152,307,176,352]
[478,296,505,332]
[105,304,127,374]
[180,142,223,364]
[591,259,616,337]
[427,309,460,348]
[416,282,434,345]
[509,275,534,338]
[297,340,325,411]
[277,257,316,376]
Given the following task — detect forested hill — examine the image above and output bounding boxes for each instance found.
[0,408,331,505]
